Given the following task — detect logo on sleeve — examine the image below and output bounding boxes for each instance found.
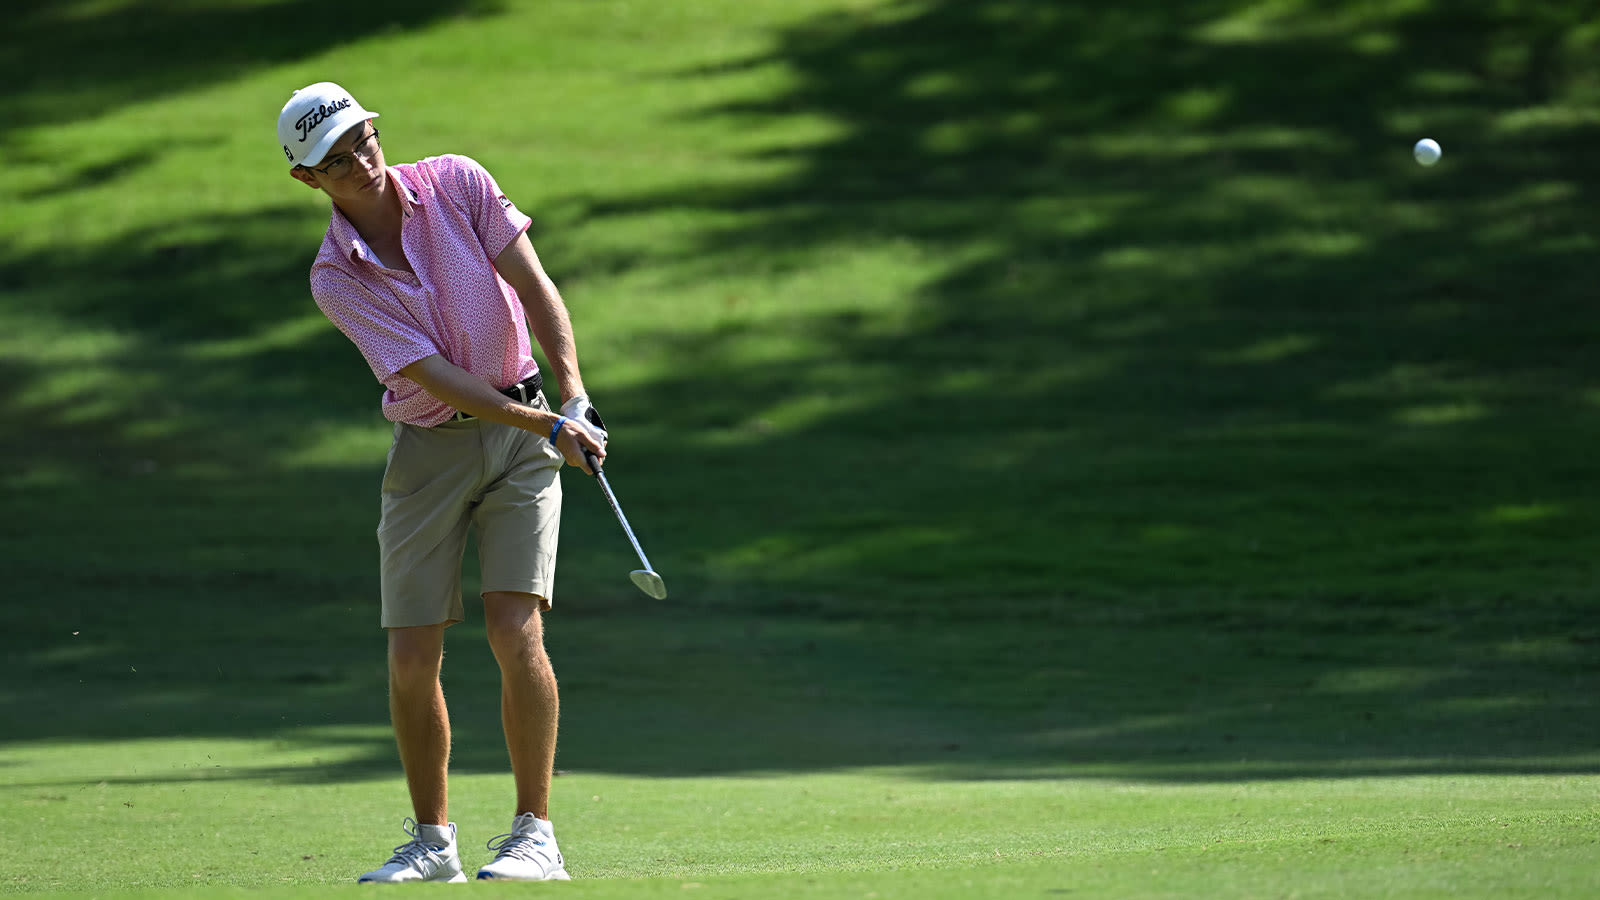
[498,195,514,210]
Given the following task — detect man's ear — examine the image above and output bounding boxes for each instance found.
[289,167,321,189]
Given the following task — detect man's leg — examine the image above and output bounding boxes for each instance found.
[360,625,464,884]
[482,592,558,818]
[388,623,450,824]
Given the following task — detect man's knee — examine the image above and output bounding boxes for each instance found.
[387,624,445,687]
[483,592,547,662]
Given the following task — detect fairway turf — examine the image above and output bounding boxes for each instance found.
[3,0,1599,897]
[5,738,1596,897]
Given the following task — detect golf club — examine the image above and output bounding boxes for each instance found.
[582,448,667,599]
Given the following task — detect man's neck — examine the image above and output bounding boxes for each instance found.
[335,171,404,244]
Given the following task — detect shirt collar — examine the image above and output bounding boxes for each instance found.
[328,166,424,264]
[392,165,423,218]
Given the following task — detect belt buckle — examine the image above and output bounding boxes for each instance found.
[509,374,539,405]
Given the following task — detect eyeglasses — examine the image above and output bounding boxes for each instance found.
[309,128,381,179]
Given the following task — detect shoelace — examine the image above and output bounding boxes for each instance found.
[485,829,549,863]
[386,817,448,873]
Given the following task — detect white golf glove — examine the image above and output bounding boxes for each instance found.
[560,395,608,447]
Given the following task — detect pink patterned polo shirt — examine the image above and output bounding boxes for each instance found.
[309,154,538,427]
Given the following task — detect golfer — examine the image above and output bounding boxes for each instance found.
[276,82,606,883]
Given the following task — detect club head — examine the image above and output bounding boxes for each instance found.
[629,569,668,600]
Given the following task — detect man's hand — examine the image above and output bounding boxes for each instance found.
[560,395,608,445]
[559,395,608,474]
[555,415,606,474]
[556,395,607,474]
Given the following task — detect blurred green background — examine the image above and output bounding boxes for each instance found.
[2,0,1597,895]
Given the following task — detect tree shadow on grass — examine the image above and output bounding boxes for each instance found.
[0,0,503,140]
[6,597,1598,787]
[556,1,1600,623]
[3,0,1598,786]
[550,0,1600,778]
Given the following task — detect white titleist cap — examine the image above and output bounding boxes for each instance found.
[277,82,380,167]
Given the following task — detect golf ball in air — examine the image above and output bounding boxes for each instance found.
[1413,138,1442,166]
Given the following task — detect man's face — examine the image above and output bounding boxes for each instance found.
[289,121,384,196]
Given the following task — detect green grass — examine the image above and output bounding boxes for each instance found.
[3,0,1599,897]
[8,753,1596,897]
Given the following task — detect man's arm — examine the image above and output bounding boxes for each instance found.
[397,354,604,473]
[494,232,585,405]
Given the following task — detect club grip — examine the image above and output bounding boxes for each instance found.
[582,447,603,476]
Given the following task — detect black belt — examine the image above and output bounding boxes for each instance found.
[450,372,543,422]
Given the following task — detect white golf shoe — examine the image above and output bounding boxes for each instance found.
[356,818,468,883]
[476,813,570,881]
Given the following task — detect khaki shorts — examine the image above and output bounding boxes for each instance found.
[377,407,564,629]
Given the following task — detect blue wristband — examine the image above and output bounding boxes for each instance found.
[550,416,568,444]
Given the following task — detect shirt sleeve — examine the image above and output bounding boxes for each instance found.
[440,154,534,261]
[311,265,439,382]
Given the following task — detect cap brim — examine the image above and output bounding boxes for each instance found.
[297,110,380,167]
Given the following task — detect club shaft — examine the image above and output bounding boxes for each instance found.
[593,469,654,572]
